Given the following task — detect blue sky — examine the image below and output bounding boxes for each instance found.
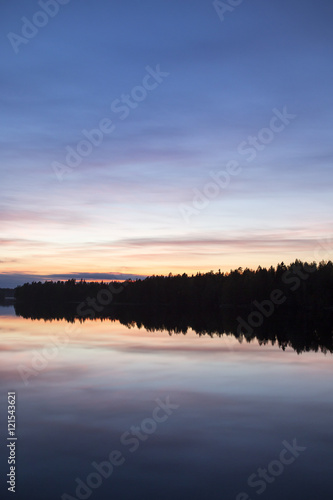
[0,0,332,287]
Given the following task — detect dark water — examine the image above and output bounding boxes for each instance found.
[0,306,332,499]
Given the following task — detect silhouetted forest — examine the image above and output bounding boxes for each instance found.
[14,260,333,311]
[13,260,333,354]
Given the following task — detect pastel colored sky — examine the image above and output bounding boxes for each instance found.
[1,0,332,287]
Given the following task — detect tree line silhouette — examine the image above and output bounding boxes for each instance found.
[13,260,333,354]
[14,259,333,311]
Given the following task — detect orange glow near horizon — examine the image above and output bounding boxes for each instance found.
[1,233,331,285]
[1,206,332,287]
[1,314,331,374]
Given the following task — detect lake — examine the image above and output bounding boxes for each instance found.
[0,305,332,499]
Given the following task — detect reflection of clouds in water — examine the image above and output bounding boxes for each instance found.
[0,314,332,499]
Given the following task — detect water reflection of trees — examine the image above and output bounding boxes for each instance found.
[14,301,333,355]
[14,261,333,354]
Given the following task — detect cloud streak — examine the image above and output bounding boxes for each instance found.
[1,0,332,285]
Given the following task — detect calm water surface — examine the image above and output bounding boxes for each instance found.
[0,306,332,499]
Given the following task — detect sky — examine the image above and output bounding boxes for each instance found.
[0,0,332,287]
